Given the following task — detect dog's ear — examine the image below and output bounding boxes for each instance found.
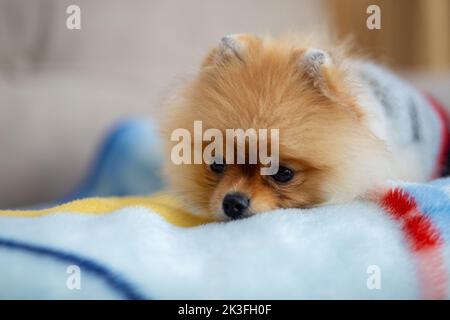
[299,48,363,118]
[202,34,260,67]
[299,48,340,97]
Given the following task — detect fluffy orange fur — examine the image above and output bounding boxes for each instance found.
[162,34,392,220]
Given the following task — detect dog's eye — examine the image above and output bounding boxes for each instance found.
[272,166,294,183]
[210,161,226,174]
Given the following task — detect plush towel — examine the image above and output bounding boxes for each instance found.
[1,119,449,299]
[1,180,450,299]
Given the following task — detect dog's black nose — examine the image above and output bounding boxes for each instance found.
[222,192,250,219]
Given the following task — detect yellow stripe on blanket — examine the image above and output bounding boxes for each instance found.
[0,193,214,227]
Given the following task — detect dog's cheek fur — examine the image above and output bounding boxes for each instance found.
[163,160,219,217]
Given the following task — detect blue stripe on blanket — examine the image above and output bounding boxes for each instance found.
[0,237,145,300]
[403,179,450,242]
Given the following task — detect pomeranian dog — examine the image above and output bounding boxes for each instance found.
[162,34,449,221]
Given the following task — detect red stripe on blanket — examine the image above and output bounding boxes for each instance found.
[381,188,447,299]
[427,95,450,179]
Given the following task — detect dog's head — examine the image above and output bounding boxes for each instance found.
[163,34,390,220]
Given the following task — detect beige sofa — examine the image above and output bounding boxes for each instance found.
[0,0,325,207]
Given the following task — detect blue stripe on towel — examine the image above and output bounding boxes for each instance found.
[403,184,450,239]
[0,237,145,300]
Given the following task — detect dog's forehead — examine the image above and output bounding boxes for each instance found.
[198,80,326,130]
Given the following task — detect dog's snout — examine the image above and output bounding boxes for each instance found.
[222,192,250,219]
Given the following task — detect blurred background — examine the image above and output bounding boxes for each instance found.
[0,0,449,208]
